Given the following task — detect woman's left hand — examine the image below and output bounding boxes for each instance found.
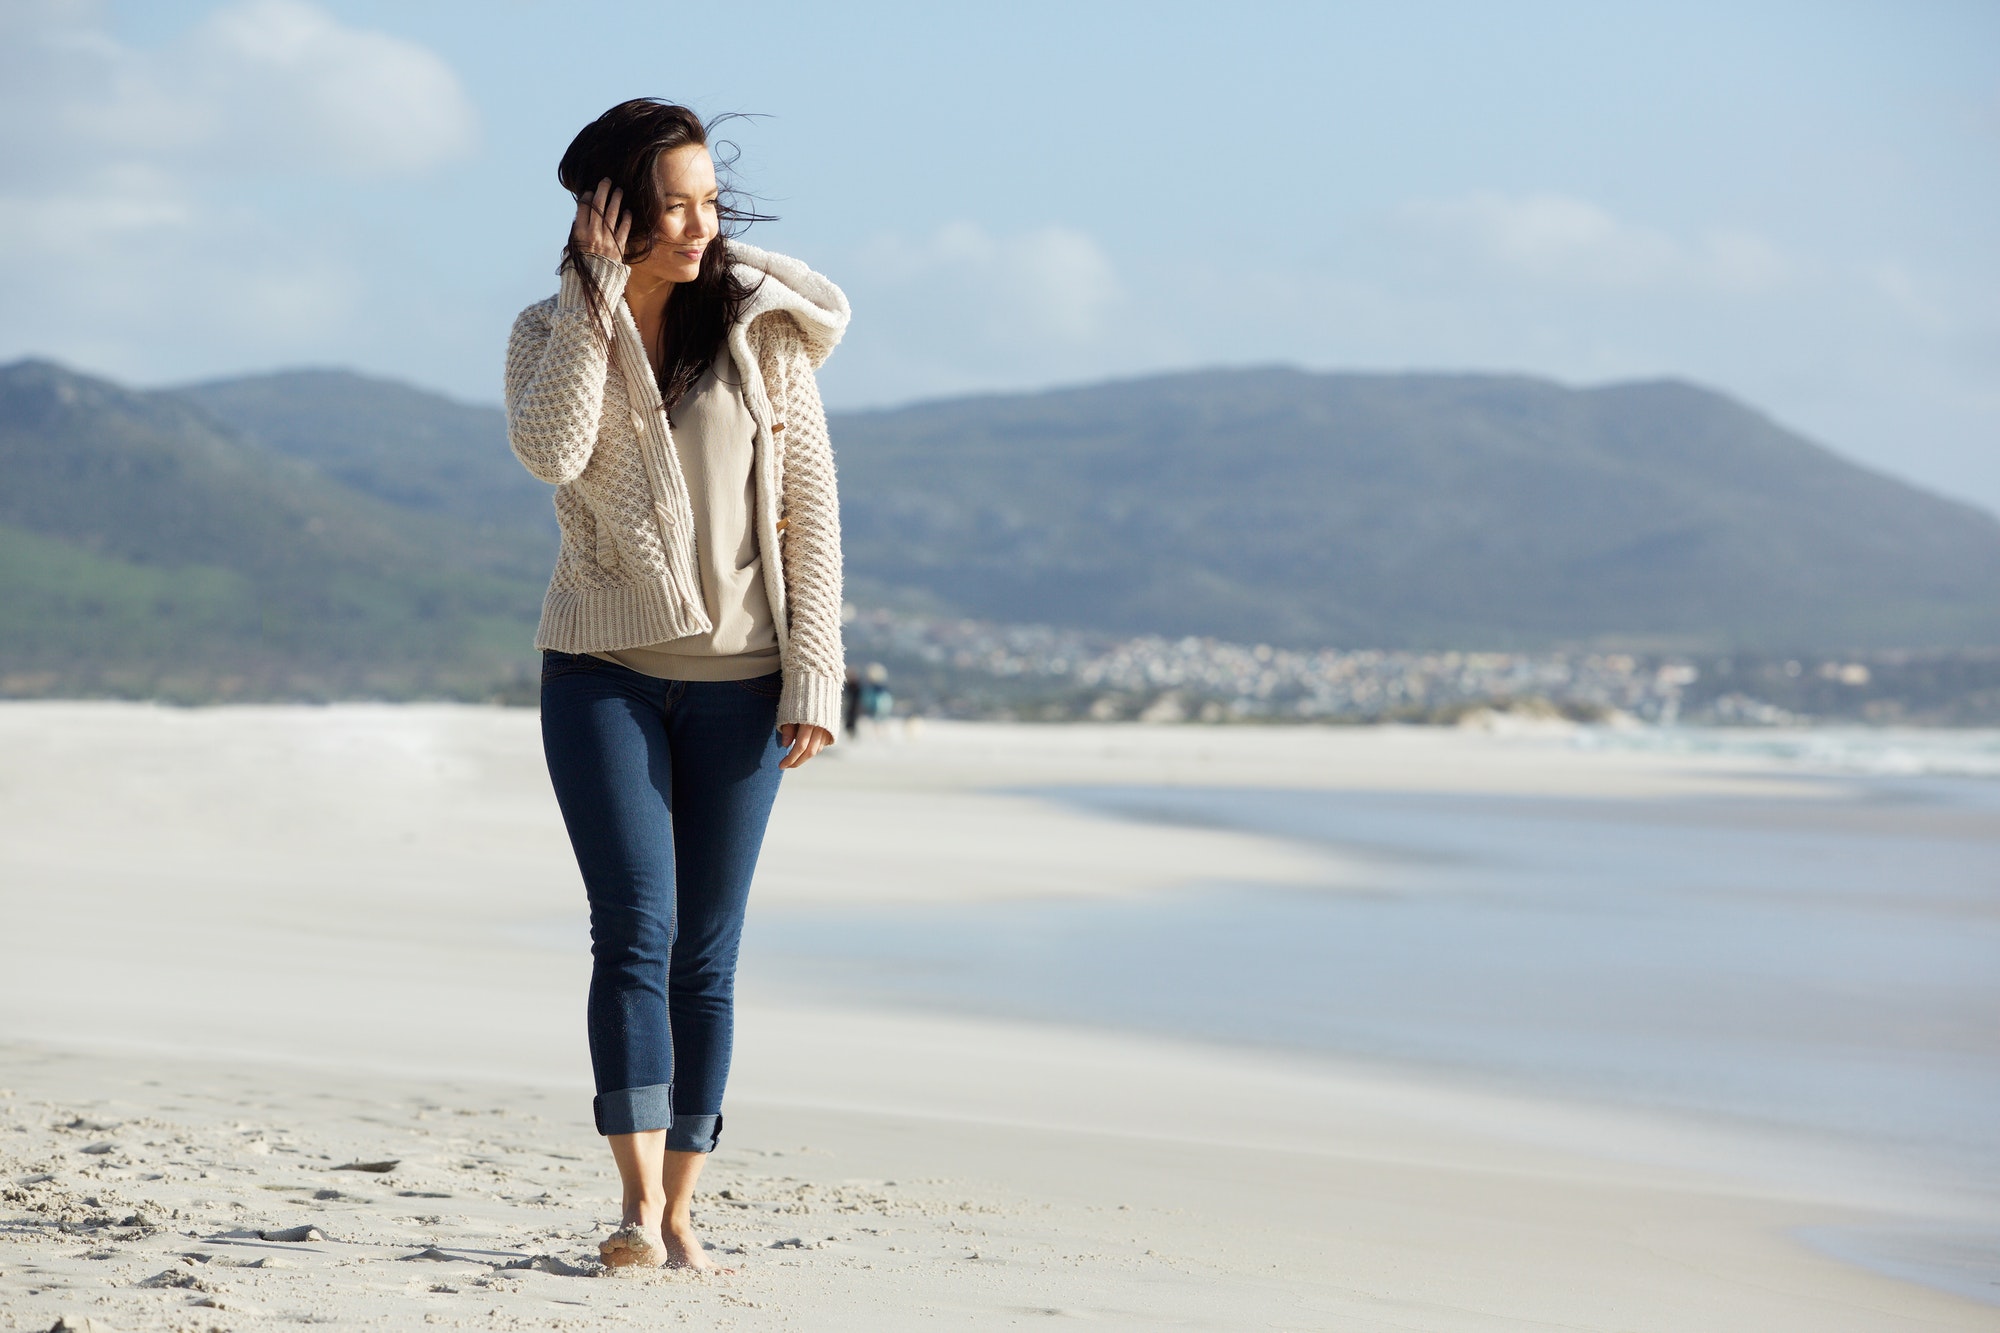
[778,724,833,770]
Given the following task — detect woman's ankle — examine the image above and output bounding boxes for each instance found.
[621,1193,667,1226]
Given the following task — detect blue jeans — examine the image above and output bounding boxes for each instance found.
[538,650,786,1151]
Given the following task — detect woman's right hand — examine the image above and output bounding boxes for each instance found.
[572,177,632,262]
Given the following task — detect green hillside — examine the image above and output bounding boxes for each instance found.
[179,369,555,541]
[0,360,549,699]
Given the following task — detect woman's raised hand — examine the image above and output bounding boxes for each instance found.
[572,177,632,262]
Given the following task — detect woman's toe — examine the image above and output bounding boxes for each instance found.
[598,1222,666,1268]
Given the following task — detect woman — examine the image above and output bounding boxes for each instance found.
[503,99,847,1271]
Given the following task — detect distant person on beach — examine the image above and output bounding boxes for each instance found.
[862,662,893,726]
[842,666,862,739]
[842,663,891,740]
[503,99,848,1271]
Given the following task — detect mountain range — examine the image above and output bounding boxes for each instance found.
[835,368,2000,650]
[2,356,1996,700]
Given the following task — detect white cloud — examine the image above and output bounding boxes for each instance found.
[4,0,476,181]
[820,220,1142,402]
[177,0,478,176]
[0,164,194,254]
[0,0,475,380]
[1410,192,1794,293]
[1699,229,1792,293]
[1866,259,1955,333]
[857,221,1123,347]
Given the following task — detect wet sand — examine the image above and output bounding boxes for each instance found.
[0,702,1993,1330]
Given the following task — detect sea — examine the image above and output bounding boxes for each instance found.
[743,727,2000,1304]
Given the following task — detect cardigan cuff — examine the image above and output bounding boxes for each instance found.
[560,251,630,310]
[778,670,844,744]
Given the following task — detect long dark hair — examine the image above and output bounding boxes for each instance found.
[557,100,773,411]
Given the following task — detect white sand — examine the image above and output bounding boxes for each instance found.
[0,702,1989,1330]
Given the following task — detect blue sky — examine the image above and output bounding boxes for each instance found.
[5,0,1997,512]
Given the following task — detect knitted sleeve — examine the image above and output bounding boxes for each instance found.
[503,253,629,485]
[759,316,847,737]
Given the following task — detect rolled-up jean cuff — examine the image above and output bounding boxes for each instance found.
[666,1113,722,1154]
[593,1084,673,1136]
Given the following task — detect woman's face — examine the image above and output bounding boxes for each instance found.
[638,143,719,283]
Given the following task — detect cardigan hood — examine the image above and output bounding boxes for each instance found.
[727,240,850,370]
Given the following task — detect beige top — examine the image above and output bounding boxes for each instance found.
[591,358,780,681]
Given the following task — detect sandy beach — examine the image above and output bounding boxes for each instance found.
[1,702,1994,1330]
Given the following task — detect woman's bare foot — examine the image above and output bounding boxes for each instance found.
[602,1133,670,1268]
[662,1217,727,1272]
[655,1146,731,1271]
[598,1221,666,1268]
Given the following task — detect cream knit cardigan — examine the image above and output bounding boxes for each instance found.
[504,242,850,738]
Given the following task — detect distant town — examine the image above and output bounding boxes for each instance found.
[845,608,2000,727]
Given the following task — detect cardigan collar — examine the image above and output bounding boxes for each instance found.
[725,240,850,370]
